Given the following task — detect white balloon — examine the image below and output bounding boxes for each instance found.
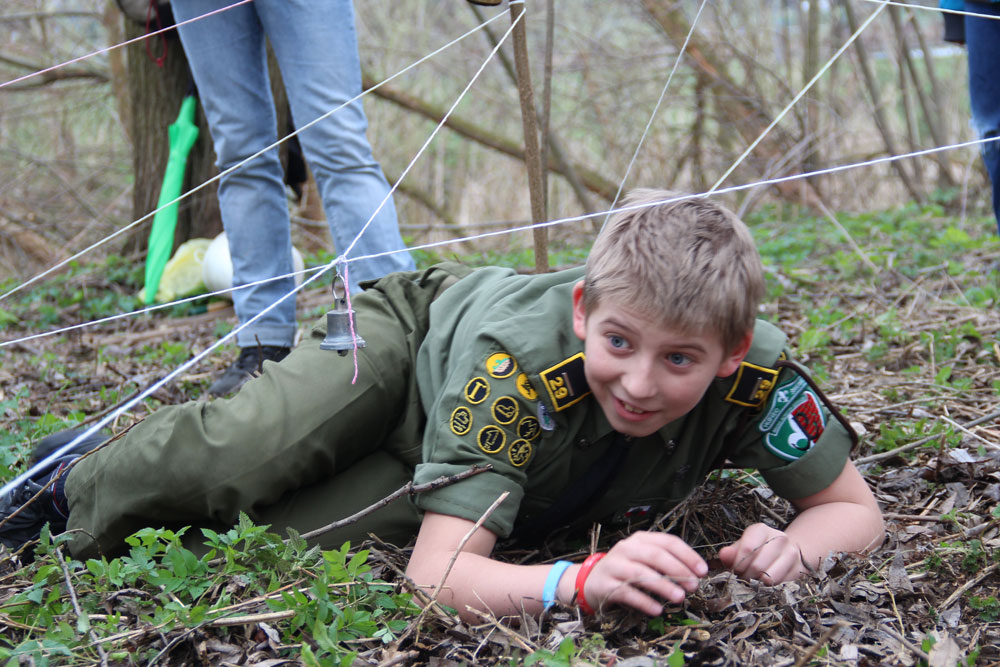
[202,232,304,300]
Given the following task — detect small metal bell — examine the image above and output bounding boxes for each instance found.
[320,277,366,355]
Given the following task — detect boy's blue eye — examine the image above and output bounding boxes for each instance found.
[667,352,690,366]
[608,334,627,349]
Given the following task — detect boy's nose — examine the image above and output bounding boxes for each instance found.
[620,363,657,400]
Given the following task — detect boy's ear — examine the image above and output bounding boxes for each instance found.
[716,330,753,377]
[571,281,587,341]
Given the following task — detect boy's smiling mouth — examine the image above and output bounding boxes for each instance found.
[614,396,655,420]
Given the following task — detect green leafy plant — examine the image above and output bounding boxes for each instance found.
[968,595,999,622]
[0,516,420,665]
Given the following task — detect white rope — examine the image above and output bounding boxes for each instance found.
[0,7,523,501]
[338,10,524,262]
[0,10,510,304]
[602,0,709,229]
[860,0,1000,19]
[0,266,327,349]
[375,134,1000,263]
[5,131,998,351]
[0,0,254,90]
[708,0,889,193]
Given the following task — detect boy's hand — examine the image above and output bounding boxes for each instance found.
[583,531,708,616]
[717,523,804,584]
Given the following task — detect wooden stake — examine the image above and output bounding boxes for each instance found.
[509,1,549,273]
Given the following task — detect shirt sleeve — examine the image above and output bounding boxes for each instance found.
[725,362,854,500]
[413,340,546,538]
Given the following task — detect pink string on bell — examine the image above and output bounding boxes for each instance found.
[340,264,361,385]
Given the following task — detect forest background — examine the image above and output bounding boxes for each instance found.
[0,0,994,275]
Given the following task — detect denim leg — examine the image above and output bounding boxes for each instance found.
[171,0,298,347]
[256,0,415,286]
[965,2,1000,230]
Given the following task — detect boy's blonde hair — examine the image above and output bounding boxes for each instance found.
[583,189,764,352]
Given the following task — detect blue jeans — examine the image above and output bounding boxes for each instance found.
[171,0,414,348]
[965,1,1000,230]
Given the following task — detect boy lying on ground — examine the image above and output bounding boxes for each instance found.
[0,190,884,620]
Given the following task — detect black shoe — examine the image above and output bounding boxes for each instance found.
[207,345,291,397]
[30,429,107,464]
[0,431,93,550]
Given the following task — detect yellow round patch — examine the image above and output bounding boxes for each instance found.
[464,377,490,405]
[508,439,532,467]
[491,396,519,425]
[515,373,538,401]
[517,416,541,441]
[450,406,473,436]
[477,425,506,454]
[486,352,518,379]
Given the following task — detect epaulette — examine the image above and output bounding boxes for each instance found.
[724,360,780,408]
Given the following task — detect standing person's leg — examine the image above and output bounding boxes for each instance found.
[171,0,298,393]
[257,0,415,286]
[965,2,1000,229]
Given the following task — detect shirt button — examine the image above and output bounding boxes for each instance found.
[664,439,677,454]
[577,438,590,449]
[674,464,691,482]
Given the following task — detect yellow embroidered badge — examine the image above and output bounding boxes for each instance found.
[517,416,541,441]
[491,396,519,425]
[478,425,506,454]
[450,406,473,436]
[486,352,518,379]
[515,373,538,401]
[464,377,490,405]
[508,439,532,467]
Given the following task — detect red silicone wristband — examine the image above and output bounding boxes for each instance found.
[574,552,607,615]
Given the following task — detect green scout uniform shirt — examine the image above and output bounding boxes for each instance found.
[412,266,853,539]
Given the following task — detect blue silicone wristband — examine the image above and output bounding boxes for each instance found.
[543,560,574,610]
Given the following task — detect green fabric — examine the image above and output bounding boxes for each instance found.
[65,264,470,558]
[144,96,199,306]
[64,261,853,557]
[412,268,853,538]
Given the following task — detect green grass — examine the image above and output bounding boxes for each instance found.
[1,517,420,665]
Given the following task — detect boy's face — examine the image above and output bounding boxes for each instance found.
[572,281,751,438]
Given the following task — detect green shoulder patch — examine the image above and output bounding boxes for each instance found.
[759,376,826,461]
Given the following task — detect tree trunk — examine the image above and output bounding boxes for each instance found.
[120,17,221,257]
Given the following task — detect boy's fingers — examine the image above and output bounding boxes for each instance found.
[717,544,737,567]
[595,557,696,610]
[638,533,709,577]
[725,537,801,584]
[612,583,666,616]
[607,571,687,607]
